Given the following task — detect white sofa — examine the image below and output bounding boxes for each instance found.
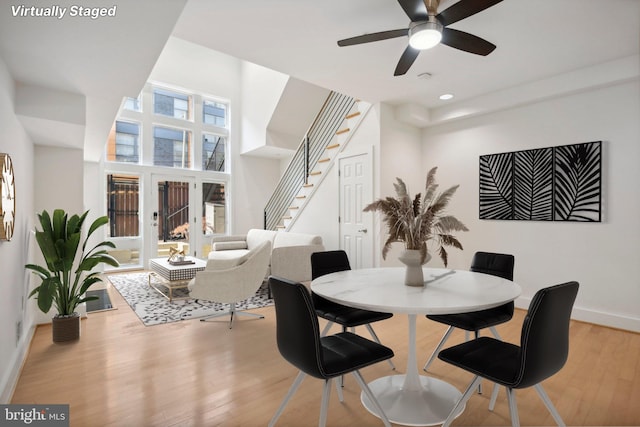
[208,229,324,282]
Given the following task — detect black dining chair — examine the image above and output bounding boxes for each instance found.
[267,276,394,427]
[438,281,579,427]
[311,250,395,371]
[423,251,515,371]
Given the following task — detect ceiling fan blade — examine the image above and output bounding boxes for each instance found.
[441,28,496,55]
[437,0,503,27]
[394,45,420,76]
[397,0,428,21]
[338,28,408,47]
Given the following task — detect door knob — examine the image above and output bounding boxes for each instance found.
[358,228,368,233]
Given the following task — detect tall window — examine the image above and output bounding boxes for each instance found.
[123,95,141,112]
[203,100,226,127]
[202,134,226,171]
[203,182,226,235]
[106,121,140,163]
[154,127,191,168]
[154,88,191,120]
[104,82,231,263]
[106,174,140,237]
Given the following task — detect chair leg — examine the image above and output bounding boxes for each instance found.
[365,324,396,370]
[489,383,501,410]
[534,383,566,426]
[424,326,455,371]
[442,376,482,427]
[199,302,264,329]
[199,305,235,327]
[489,325,502,340]
[352,370,391,427]
[268,371,306,427]
[473,330,483,394]
[319,379,332,427]
[335,377,344,402]
[232,311,265,320]
[320,321,333,337]
[506,387,520,427]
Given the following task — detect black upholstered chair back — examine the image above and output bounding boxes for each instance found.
[470,251,515,317]
[470,251,515,280]
[311,250,351,279]
[269,276,326,379]
[310,250,351,307]
[515,281,579,389]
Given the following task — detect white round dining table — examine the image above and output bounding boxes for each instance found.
[311,267,522,426]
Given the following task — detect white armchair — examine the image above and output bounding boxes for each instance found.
[188,240,271,328]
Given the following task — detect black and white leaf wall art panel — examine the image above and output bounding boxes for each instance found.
[479,152,513,220]
[479,141,602,222]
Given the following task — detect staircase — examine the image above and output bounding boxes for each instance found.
[264,92,371,230]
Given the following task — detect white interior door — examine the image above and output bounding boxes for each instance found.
[339,152,373,269]
[150,175,196,260]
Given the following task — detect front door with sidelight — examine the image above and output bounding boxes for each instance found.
[150,175,196,260]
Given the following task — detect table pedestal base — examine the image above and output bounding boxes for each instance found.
[361,374,464,426]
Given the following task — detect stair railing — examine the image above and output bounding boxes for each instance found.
[264,91,356,230]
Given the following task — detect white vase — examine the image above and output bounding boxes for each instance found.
[398,249,429,287]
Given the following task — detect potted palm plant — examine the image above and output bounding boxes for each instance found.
[26,209,119,342]
[363,167,468,286]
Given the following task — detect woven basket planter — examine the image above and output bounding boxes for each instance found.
[52,313,80,343]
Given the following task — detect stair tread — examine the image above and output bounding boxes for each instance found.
[295,195,307,199]
[326,143,340,150]
[303,183,314,188]
[345,111,361,120]
[309,171,321,176]
[336,128,350,135]
[318,158,330,163]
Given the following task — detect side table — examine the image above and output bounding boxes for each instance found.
[148,257,207,302]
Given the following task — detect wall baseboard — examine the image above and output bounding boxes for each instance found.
[516,297,640,333]
[0,324,36,404]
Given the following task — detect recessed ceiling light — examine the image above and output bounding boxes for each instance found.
[439,93,454,100]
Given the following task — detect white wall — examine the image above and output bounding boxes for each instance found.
[240,62,289,153]
[291,81,639,332]
[96,37,282,234]
[32,145,85,325]
[289,102,426,268]
[377,103,424,267]
[0,57,35,403]
[421,80,640,331]
[289,102,382,249]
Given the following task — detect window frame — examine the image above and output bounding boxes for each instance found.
[107,119,141,164]
[103,82,233,268]
[153,125,193,169]
[153,87,193,121]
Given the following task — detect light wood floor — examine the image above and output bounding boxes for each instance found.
[11,278,640,426]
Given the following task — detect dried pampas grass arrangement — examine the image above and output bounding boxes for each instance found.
[363,167,468,266]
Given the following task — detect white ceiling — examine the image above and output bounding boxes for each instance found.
[0,0,188,160]
[174,0,640,109]
[0,0,638,157]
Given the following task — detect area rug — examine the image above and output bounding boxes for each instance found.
[107,272,273,326]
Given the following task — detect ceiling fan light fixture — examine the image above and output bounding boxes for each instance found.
[409,20,443,50]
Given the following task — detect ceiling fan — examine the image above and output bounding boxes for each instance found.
[337,0,503,76]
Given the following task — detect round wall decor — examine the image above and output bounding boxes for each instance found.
[0,153,15,241]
